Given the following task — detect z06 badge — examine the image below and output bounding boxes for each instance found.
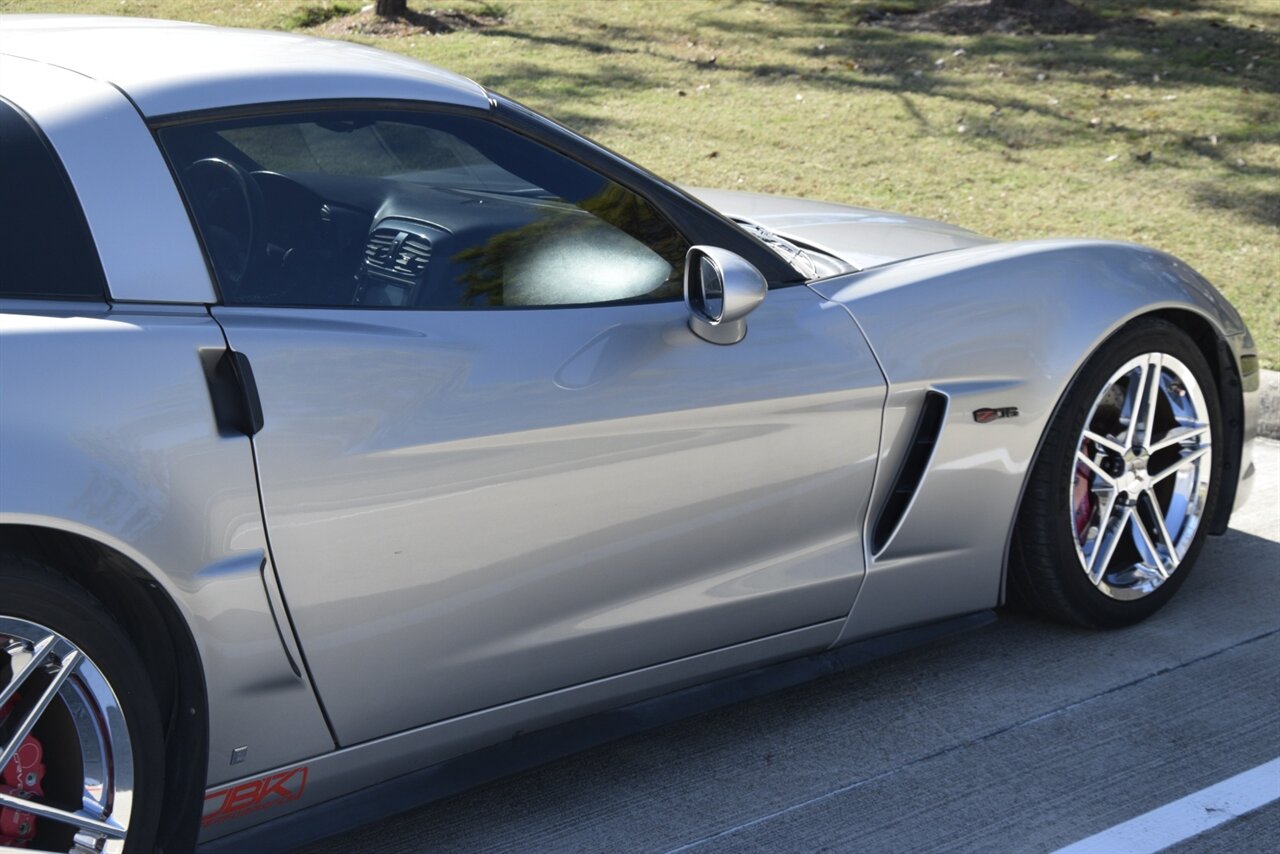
[972,406,1019,423]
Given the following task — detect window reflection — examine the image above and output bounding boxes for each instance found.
[160,111,690,309]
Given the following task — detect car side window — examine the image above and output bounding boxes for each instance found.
[158,109,690,309]
[0,99,108,301]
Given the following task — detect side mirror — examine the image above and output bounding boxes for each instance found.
[684,246,767,345]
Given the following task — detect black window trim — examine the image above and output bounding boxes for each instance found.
[149,97,805,310]
[0,96,111,304]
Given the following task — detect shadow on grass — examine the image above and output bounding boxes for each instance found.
[696,4,1279,100]
[478,59,652,133]
[473,0,1276,171]
[1195,184,1280,228]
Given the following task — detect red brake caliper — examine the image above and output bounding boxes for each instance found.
[0,696,45,847]
[1073,438,1097,539]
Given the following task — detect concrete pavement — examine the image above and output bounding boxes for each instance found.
[295,440,1279,853]
[1259,369,1279,441]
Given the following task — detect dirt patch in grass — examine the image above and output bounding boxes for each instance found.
[863,0,1111,35]
[311,6,502,38]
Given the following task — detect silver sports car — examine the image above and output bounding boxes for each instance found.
[0,14,1260,853]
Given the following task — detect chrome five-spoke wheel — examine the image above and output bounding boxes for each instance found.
[0,618,133,853]
[1071,353,1213,600]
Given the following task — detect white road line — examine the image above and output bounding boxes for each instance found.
[1054,755,1280,854]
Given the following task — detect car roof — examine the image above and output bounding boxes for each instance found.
[0,14,491,117]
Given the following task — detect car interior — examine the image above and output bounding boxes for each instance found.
[159,111,690,309]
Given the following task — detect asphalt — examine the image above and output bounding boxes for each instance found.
[294,437,1280,854]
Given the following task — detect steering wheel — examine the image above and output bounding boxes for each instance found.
[183,157,265,289]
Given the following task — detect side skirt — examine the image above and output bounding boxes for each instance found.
[198,611,995,852]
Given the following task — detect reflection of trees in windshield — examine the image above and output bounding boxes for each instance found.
[454,182,688,306]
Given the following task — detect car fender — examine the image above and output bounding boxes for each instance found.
[809,238,1255,643]
[0,304,334,785]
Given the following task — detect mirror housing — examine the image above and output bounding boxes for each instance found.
[683,246,767,345]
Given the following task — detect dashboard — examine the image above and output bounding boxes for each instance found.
[208,168,677,309]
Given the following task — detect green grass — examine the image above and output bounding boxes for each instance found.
[283,2,358,29]
[473,1,510,19]
[4,0,1276,365]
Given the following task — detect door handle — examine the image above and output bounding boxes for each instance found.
[201,347,265,437]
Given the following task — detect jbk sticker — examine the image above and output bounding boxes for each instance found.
[203,766,308,826]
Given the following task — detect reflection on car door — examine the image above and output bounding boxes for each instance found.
[214,289,883,745]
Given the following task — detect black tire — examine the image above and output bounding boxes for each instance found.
[1009,318,1223,628]
[1,553,165,852]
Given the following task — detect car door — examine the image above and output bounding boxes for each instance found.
[160,105,885,746]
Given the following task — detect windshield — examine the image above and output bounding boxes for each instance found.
[217,119,544,195]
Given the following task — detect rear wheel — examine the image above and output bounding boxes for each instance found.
[1,556,164,852]
[1010,319,1222,627]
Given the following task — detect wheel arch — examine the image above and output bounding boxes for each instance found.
[0,523,206,852]
[995,306,1241,612]
[1143,308,1244,535]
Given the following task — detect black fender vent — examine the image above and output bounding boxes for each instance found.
[871,390,948,555]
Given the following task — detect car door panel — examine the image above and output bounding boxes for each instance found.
[214,286,883,745]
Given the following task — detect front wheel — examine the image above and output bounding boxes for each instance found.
[1,556,164,852]
[1009,318,1223,628]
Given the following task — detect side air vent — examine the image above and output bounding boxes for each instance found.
[363,227,432,287]
[871,390,948,555]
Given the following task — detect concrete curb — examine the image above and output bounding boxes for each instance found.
[1260,369,1280,441]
